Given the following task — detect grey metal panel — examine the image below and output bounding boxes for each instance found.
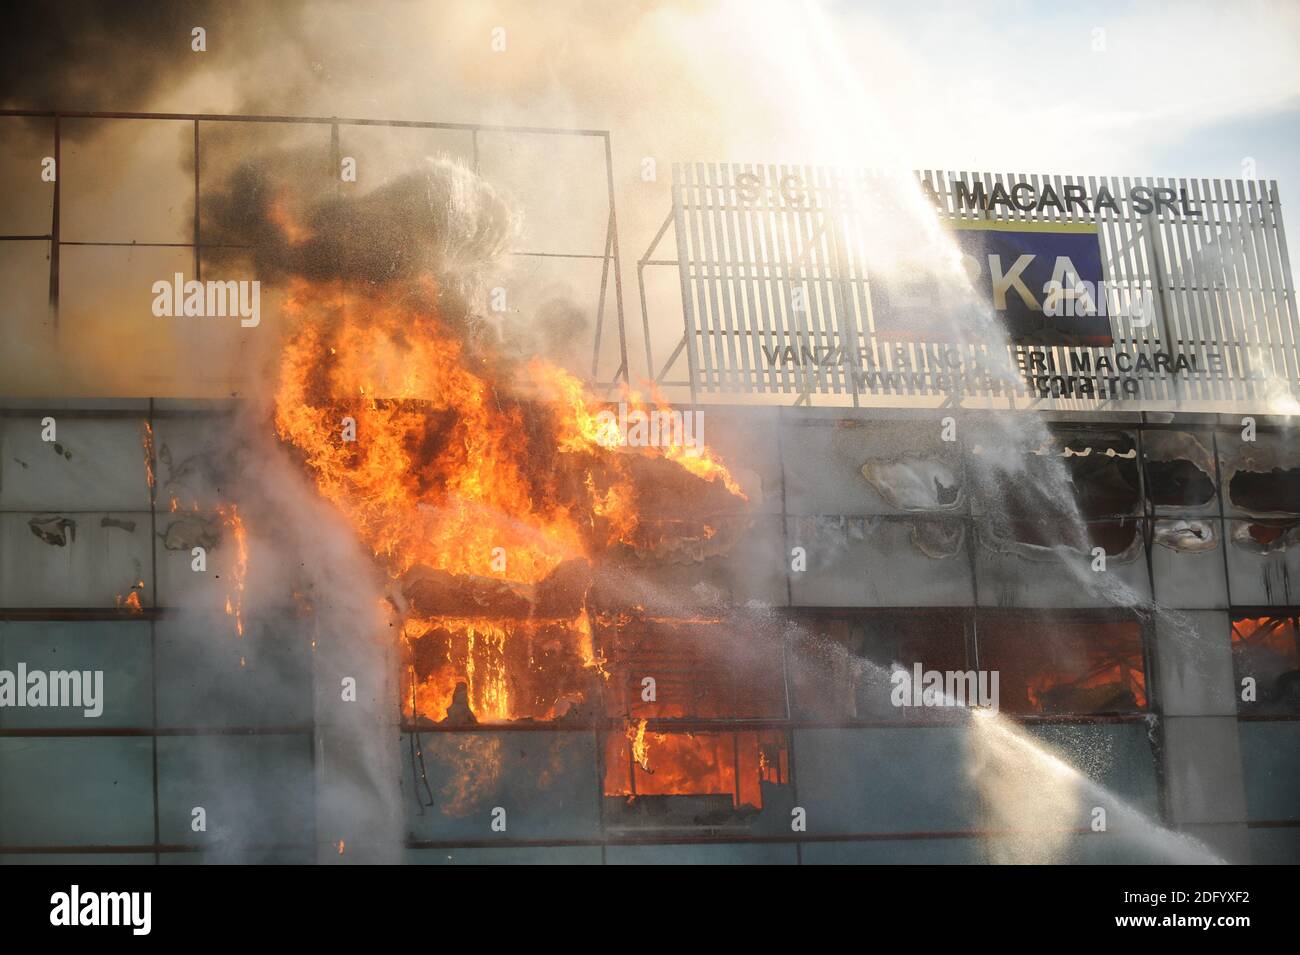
[1,511,153,608]
[156,733,314,851]
[792,726,980,834]
[788,515,975,608]
[401,731,601,842]
[973,520,1151,609]
[0,416,151,511]
[1152,610,1236,717]
[0,737,155,845]
[0,620,153,728]
[623,513,789,608]
[1224,521,1300,606]
[1151,520,1229,610]
[1238,721,1300,822]
[1163,716,1249,826]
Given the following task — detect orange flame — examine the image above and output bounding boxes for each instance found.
[272,277,747,725]
[216,504,247,639]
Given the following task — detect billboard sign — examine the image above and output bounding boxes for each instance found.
[871,220,1112,347]
[665,163,1299,411]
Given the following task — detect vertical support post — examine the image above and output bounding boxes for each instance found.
[672,166,701,405]
[603,133,630,385]
[193,119,201,281]
[591,213,613,380]
[48,113,60,325]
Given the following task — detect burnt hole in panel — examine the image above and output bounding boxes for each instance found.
[1143,431,1217,510]
[1230,519,1300,554]
[1228,468,1300,515]
[1222,435,1300,517]
[1147,461,1216,507]
[983,517,1141,563]
[28,515,76,546]
[1153,518,1217,553]
[859,453,962,511]
[792,417,966,513]
[1053,430,1141,518]
[971,428,1140,533]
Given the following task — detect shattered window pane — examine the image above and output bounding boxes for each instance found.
[1231,616,1300,716]
[788,611,969,720]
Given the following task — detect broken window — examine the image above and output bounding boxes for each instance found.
[1220,432,1300,516]
[1231,616,1300,716]
[1142,430,1218,511]
[976,612,1147,715]
[969,428,1141,552]
[402,616,600,725]
[787,611,969,720]
[602,729,790,826]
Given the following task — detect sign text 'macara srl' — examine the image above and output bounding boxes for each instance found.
[920,179,1204,218]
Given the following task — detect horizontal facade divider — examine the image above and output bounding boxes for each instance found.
[0,829,1082,855]
[0,845,202,855]
[10,824,1298,856]
[56,240,249,248]
[0,408,236,419]
[405,829,1091,849]
[0,726,315,737]
[0,108,610,138]
[0,608,167,621]
[1,716,1172,736]
[5,606,1296,622]
[1,403,1294,430]
[399,714,1155,733]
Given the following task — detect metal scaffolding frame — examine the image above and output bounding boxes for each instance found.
[0,108,632,390]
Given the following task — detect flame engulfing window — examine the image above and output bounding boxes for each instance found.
[1231,616,1300,715]
[598,611,790,817]
[403,615,600,725]
[977,613,1147,715]
[603,729,789,814]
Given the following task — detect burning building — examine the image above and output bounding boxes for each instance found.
[1,27,1299,865]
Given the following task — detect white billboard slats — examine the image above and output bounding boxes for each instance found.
[671,165,1298,410]
[1260,181,1300,386]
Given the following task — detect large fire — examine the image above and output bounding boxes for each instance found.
[272,276,750,732]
